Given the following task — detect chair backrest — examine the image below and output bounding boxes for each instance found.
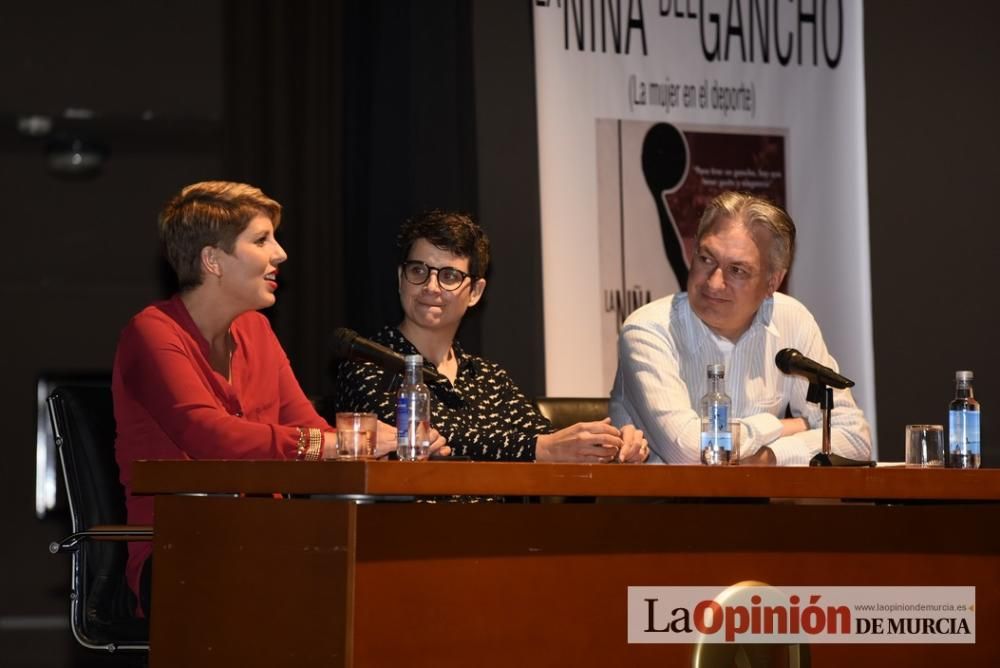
[534,397,610,430]
[48,384,147,644]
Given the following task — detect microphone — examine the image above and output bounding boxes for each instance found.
[774,348,854,389]
[330,328,442,382]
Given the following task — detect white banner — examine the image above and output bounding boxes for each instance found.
[533,0,876,450]
[628,585,976,644]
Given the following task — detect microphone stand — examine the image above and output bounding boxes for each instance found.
[807,382,833,457]
[807,381,874,467]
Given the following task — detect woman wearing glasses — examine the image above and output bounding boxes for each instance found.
[334,210,648,462]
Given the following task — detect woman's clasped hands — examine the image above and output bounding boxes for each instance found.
[535,418,648,464]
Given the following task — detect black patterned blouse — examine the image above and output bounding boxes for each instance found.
[332,326,554,461]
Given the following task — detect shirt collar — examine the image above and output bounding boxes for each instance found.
[162,294,244,358]
[388,326,478,378]
[756,296,781,338]
[451,339,477,374]
[682,293,780,354]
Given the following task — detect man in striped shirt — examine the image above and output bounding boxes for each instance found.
[610,192,872,465]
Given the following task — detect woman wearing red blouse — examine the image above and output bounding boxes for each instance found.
[113,181,446,617]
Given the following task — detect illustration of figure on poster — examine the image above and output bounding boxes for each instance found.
[595,120,786,385]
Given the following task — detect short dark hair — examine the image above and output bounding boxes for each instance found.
[158,181,282,291]
[397,210,490,278]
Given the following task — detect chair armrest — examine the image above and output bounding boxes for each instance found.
[49,525,154,554]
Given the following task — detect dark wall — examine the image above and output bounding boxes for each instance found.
[470,2,545,398]
[0,2,224,665]
[341,1,481,341]
[865,2,1000,463]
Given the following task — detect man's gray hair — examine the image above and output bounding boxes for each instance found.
[696,191,796,274]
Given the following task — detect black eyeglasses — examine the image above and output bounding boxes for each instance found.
[400,261,474,291]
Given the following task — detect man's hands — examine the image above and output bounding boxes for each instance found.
[536,418,649,463]
[742,445,776,466]
[618,424,650,463]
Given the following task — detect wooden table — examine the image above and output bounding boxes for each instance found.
[133,462,1000,667]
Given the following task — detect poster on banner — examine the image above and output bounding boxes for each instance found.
[532,0,876,447]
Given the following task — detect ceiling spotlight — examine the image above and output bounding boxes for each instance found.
[45,137,108,178]
[17,114,53,137]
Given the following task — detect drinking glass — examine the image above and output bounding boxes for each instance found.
[332,412,377,460]
[905,424,945,467]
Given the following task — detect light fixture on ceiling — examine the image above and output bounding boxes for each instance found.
[44,136,108,178]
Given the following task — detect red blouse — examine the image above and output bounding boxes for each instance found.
[112,295,329,602]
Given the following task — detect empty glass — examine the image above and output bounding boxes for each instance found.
[905,424,945,467]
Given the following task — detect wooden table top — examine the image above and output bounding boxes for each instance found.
[132,460,1000,501]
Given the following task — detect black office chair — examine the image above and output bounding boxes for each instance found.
[47,385,152,653]
[534,397,610,430]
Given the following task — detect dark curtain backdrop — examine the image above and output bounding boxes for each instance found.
[222,0,347,397]
[342,0,482,349]
[222,0,483,397]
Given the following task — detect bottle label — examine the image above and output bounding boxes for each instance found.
[396,395,410,440]
[708,404,728,430]
[701,404,732,452]
[949,410,981,455]
[700,431,733,452]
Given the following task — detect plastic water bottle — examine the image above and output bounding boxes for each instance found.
[700,363,732,465]
[396,354,431,461]
[948,370,980,469]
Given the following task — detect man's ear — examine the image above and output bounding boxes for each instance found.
[767,268,787,295]
[468,277,487,306]
[201,246,222,279]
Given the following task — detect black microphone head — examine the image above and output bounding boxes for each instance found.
[775,347,854,389]
[774,348,800,374]
[328,328,444,382]
[330,327,359,359]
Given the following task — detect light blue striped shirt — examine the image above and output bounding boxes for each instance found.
[610,292,872,465]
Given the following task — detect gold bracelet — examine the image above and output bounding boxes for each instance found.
[295,427,309,460]
[303,427,323,461]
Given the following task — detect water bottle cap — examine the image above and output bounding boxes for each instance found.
[404,354,423,366]
[707,363,725,378]
[955,370,974,381]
